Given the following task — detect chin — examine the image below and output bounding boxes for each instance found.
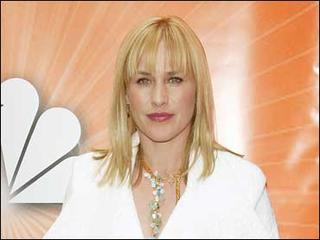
[136,117,191,143]
[144,128,177,143]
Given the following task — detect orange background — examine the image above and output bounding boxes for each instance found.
[1,1,319,239]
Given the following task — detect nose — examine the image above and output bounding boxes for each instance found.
[151,82,168,107]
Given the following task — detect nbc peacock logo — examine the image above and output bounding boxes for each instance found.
[1,78,81,203]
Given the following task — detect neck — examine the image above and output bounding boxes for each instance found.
[138,124,191,176]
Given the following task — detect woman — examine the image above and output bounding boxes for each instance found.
[44,16,279,239]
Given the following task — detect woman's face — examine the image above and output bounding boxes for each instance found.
[126,41,196,142]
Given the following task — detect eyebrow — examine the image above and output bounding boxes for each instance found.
[137,71,180,76]
[137,71,151,76]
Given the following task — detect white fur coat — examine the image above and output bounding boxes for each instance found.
[44,132,279,239]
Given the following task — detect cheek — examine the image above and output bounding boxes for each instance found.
[174,87,196,115]
[128,89,147,112]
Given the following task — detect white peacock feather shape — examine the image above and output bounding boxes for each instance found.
[1,78,81,203]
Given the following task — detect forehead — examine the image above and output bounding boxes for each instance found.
[138,42,169,67]
[126,35,193,80]
[136,44,187,77]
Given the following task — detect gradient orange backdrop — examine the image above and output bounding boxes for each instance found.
[1,1,319,239]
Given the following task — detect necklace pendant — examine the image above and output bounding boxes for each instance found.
[143,170,165,238]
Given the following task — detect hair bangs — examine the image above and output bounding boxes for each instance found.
[164,26,193,77]
[125,23,193,82]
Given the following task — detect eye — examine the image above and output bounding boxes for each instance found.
[136,78,150,85]
[168,77,183,84]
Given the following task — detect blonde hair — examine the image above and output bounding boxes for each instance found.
[93,16,243,186]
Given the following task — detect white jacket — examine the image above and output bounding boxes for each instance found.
[44,132,279,239]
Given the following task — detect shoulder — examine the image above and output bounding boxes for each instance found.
[215,150,266,185]
[72,151,102,175]
[67,152,109,193]
[211,150,267,205]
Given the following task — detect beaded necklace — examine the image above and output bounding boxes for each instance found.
[141,159,188,238]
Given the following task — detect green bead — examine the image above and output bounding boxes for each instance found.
[153,225,160,234]
[149,200,159,211]
[154,217,161,225]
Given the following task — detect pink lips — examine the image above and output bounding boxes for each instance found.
[147,112,174,122]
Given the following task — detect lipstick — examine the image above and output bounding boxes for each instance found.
[147,112,174,122]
